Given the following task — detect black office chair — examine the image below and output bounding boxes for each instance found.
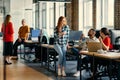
[115,36,120,51]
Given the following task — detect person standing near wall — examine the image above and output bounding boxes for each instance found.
[54,16,69,76]
[12,19,30,60]
[1,14,14,64]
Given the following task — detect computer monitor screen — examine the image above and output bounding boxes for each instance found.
[31,29,40,37]
[69,31,82,41]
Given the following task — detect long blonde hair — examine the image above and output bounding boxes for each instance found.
[4,14,11,26]
[57,16,67,33]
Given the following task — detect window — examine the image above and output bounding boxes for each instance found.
[96,0,114,29]
[59,3,65,16]
[79,0,93,36]
[35,3,39,29]
[42,3,46,29]
[49,3,54,28]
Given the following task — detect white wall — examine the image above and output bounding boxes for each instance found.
[10,0,33,41]
[0,0,10,32]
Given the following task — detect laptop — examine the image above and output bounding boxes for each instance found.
[87,42,102,52]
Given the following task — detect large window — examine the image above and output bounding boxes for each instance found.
[42,3,46,29]
[56,2,65,25]
[35,3,39,29]
[79,0,93,36]
[96,0,114,29]
[79,0,114,36]
[59,3,65,16]
[49,3,54,28]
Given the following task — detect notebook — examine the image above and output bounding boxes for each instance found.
[87,42,102,52]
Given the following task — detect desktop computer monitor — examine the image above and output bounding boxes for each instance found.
[31,29,40,42]
[69,30,82,41]
[31,29,40,37]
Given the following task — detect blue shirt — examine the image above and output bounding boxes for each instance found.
[54,25,69,46]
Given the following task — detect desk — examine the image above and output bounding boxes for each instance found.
[41,44,80,75]
[24,40,39,44]
[21,40,39,61]
[79,51,120,80]
[41,44,57,73]
[80,51,120,59]
[41,44,80,73]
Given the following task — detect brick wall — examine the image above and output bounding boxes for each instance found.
[66,3,72,29]
[66,0,79,30]
[93,0,96,29]
[114,0,120,30]
[71,0,79,30]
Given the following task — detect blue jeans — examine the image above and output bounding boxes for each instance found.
[54,44,67,67]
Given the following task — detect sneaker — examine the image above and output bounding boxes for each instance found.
[62,70,66,77]
[73,71,80,77]
[58,68,61,76]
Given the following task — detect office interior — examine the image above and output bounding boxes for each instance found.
[0,0,120,80]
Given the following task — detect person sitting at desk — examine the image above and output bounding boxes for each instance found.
[33,29,48,62]
[12,19,30,60]
[99,27,113,50]
[96,27,113,68]
[86,28,113,80]
[71,28,99,77]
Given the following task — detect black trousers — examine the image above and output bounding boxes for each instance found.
[13,39,24,56]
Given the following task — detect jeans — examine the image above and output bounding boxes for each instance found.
[71,48,80,71]
[54,44,67,67]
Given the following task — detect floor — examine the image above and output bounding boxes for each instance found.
[0,39,111,80]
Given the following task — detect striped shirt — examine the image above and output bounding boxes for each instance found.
[54,25,69,46]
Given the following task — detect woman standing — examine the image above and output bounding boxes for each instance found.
[1,14,14,64]
[54,16,69,76]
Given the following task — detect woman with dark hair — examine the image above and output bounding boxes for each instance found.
[1,14,14,64]
[54,16,69,76]
[99,27,113,50]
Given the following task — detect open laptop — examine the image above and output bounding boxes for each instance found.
[87,42,102,52]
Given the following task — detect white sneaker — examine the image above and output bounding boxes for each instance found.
[62,70,66,77]
[58,68,61,76]
[73,71,80,77]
